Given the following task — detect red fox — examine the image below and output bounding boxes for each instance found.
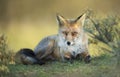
[15,13,91,65]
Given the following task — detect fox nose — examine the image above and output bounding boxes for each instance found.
[67,41,71,46]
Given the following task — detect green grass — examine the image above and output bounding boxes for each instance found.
[1,54,119,77]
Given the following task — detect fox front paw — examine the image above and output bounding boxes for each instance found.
[84,55,91,63]
[64,57,73,64]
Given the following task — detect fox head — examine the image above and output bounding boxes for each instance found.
[56,13,86,46]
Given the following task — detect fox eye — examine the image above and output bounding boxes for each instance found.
[72,32,78,36]
[62,31,68,36]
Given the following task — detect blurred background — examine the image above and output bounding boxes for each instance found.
[0,0,120,51]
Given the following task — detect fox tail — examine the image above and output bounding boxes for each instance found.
[15,48,45,65]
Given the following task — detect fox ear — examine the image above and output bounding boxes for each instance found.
[56,13,67,26]
[75,13,86,26]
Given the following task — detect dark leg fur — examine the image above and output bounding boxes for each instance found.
[75,54,91,63]
[64,57,73,63]
[84,55,91,63]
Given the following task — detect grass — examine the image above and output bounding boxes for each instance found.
[2,54,119,77]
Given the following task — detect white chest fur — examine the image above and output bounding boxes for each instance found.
[58,34,88,57]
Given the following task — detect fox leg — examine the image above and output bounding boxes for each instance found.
[59,48,65,62]
[63,52,73,63]
[80,51,91,63]
[15,48,45,65]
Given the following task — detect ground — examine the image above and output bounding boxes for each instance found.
[1,54,119,77]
